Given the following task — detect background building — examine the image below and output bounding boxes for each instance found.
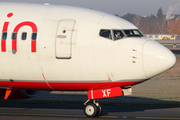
[144,34,180,40]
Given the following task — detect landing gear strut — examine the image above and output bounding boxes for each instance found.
[84,99,103,117]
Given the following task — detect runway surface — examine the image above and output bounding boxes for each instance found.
[1,103,180,120]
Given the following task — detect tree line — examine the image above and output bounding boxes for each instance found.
[116,8,180,35]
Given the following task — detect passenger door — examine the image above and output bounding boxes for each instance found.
[55,20,75,59]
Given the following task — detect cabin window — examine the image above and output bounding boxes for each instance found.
[32,33,37,40]
[2,32,7,40]
[99,29,112,40]
[22,32,27,40]
[12,32,17,40]
[113,30,125,40]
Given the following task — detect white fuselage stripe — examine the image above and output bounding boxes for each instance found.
[91,90,93,99]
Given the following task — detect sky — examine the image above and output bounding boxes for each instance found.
[0,0,180,16]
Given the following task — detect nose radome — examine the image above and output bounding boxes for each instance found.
[143,40,176,78]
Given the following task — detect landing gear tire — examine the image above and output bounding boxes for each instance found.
[96,104,103,117]
[84,103,98,117]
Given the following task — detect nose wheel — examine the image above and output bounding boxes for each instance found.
[84,100,103,117]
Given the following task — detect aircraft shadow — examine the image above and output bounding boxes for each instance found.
[0,91,180,116]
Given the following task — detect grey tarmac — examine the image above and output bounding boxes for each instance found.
[1,103,180,120]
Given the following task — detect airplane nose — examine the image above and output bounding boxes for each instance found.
[143,40,176,78]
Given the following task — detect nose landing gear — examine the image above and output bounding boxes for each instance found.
[84,99,103,117]
[84,87,124,117]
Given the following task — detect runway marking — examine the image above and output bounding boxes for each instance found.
[136,117,180,119]
[100,116,118,118]
[0,113,118,118]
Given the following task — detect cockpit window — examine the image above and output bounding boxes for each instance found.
[99,29,112,40]
[99,29,143,41]
[123,29,143,37]
[113,30,125,40]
